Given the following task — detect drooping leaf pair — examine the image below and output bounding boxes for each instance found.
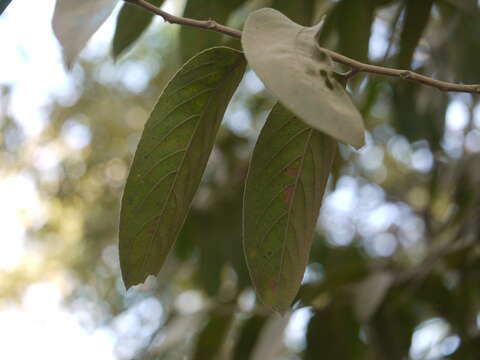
[117,9,365,311]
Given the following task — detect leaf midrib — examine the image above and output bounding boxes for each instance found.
[274,128,314,299]
[139,58,243,277]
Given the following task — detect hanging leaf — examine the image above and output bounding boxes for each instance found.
[243,103,337,313]
[242,8,365,148]
[52,0,118,67]
[0,0,12,15]
[179,0,244,62]
[112,0,165,59]
[397,0,434,69]
[119,47,246,288]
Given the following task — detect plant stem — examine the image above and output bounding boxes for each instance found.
[125,0,480,94]
[124,0,242,39]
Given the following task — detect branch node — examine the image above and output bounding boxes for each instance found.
[206,20,218,29]
[345,68,360,80]
[400,70,413,80]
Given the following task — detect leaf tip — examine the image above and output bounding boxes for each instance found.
[352,132,366,150]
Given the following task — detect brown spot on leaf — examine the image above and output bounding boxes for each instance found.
[285,167,298,177]
[283,184,295,204]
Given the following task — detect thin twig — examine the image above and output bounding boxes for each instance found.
[124,0,242,39]
[124,0,480,95]
[320,48,480,93]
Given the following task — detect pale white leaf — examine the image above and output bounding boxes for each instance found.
[242,8,365,148]
[52,0,118,67]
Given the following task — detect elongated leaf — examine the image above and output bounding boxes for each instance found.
[52,0,118,67]
[397,0,434,68]
[0,0,12,15]
[193,312,234,360]
[242,8,365,148]
[243,103,337,312]
[180,0,243,62]
[119,47,246,288]
[112,0,164,59]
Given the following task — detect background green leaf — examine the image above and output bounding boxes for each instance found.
[243,103,336,312]
[306,302,365,360]
[232,315,267,360]
[119,47,246,288]
[397,0,434,68]
[271,0,316,26]
[112,0,165,59]
[316,0,378,63]
[0,0,12,15]
[179,0,244,62]
[242,8,365,148]
[192,311,234,360]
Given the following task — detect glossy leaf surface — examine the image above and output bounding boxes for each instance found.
[120,47,246,288]
[242,8,365,148]
[243,103,336,312]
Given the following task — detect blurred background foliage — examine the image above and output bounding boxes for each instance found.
[2,0,480,359]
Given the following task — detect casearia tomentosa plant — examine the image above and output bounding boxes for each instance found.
[0,0,477,312]
[113,0,480,313]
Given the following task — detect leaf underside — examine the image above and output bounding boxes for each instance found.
[52,0,117,67]
[243,103,337,313]
[119,47,246,288]
[242,8,365,148]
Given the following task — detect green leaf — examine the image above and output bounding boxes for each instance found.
[232,315,267,360]
[243,103,337,313]
[119,47,246,288]
[0,0,12,15]
[271,0,316,26]
[242,8,365,148]
[112,0,165,59]
[306,302,365,360]
[179,0,243,62]
[316,0,376,63]
[52,0,117,67]
[397,0,434,68]
[192,312,234,360]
